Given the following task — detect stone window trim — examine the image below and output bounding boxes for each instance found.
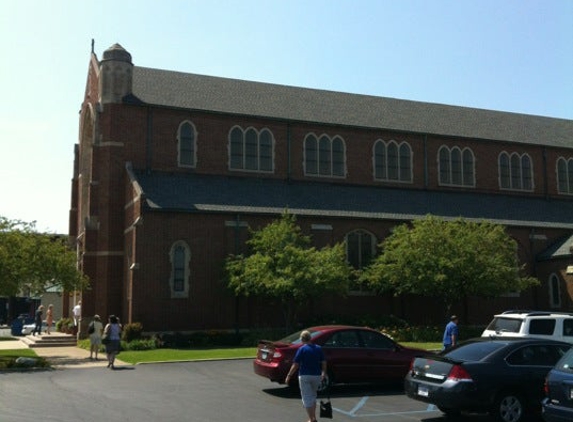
[303,132,347,178]
[169,240,191,299]
[438,145,476,188]
[228,125,275,173]
[549,273,561,308]
[372,139,413,183]
[345,229,377,270]
[556,156,573,195]
[498,151,534,192]
[177,120,197,168]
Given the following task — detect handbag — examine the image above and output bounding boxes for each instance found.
[319,399,333,419]
[101,327,110,344]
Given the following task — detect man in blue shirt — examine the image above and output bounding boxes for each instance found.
[285,330,327,422]
[443,315,459,350]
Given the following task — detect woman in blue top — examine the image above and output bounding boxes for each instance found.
[104,315,122,369]
[285,330,327,422]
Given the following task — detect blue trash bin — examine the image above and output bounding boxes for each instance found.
[10,314,33,336]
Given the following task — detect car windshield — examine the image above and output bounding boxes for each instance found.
[444,341,506,361]
[278,329,322,345]
[554,349,573,371]
[486,317,522,333]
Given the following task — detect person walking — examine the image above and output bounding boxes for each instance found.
[443,315,459,350]
[88,315,104,360]
[72,301,81,327]
[32,305,44,336]
[45,304,54,334]
[285,330,327,422]
[103,315,122,369]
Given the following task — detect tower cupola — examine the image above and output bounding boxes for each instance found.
[99,43,133,104]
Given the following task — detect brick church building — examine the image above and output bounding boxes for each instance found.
[70,43,573,333]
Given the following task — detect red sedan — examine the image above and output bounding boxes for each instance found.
[254,325,429,389]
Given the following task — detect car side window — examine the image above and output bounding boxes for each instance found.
[359,331,395,349]
[507,345,568,366]
[323,330,361,348]
[563,319,573,337]
[528,319,556,335]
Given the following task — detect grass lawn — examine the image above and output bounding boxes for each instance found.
[118,347,258,364]
[402,342,442,351]
[0,341,442,368]
[0,348,48,370]
[119,342,441,364]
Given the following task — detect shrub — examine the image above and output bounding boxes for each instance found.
[56,317,74,333]
[122,339,156,351]
[122,322,143,342]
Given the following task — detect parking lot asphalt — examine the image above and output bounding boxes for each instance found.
[1,357,543,422]
[0,329,543,421]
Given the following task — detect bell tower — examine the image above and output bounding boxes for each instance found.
[99,43,133,104]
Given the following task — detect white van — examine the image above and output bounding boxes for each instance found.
[481,311,573,344]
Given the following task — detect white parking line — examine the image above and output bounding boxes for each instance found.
[333,398,438,418]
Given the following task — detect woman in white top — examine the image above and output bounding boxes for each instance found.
[88,314,104,360]
[104,315,122,369]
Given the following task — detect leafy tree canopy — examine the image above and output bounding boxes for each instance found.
[360,215,539,314]
[0,216,89,296]
[225,212,351,328]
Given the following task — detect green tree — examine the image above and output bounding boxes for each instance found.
[0,216,89,296]
[225,213,351,330]
[361,215,539,316]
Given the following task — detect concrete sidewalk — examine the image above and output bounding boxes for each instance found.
[0,338,129,369]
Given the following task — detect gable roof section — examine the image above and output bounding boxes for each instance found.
[538,234,573,261]
[130,66,573,148]
[133,171,573,230]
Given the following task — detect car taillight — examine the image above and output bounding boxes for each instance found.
[447,365,473,381]
[272,350,283,360]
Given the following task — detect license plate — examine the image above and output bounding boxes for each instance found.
[261,352,268,360]
[418,385,429,397]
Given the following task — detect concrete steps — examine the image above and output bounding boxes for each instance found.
[20,333,77,348]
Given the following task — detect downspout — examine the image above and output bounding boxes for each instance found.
[423,134,428,188]
[542,146,548,199]
[530,228,539,309]
[234,213,241,335]
[287,123,292,182]
[146,107,153,174]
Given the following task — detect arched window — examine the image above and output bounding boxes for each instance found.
[498,152,533,191]
[229,126,274,172]
[346,230,377,269]
[304,133,346,177]
[373,140,412,182]
[177,121,196,167]
[557,157,573,195]
[169,241,190,298]
[438,145,475,187]
[549,273,561,308]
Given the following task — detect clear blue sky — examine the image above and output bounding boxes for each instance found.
[1,0,572,234]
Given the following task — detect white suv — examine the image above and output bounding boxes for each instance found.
[481,311,573,344]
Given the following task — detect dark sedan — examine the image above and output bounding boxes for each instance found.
[404,337,571,422]
[254,325,428,389]
[543,346,573,422]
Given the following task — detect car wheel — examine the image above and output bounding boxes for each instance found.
[437,406,461,418]
[491,391,525,422]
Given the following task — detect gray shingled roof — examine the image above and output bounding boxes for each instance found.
[133,171,573,230]
[131,66,573,148]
